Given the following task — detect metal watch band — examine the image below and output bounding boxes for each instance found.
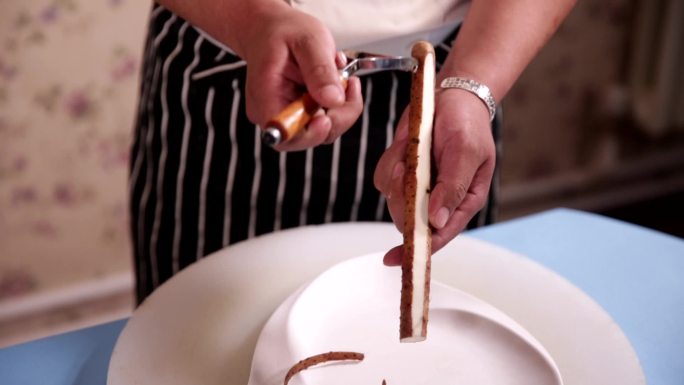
[439,77,497,122]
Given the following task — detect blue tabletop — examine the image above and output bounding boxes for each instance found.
[469,209,684,385]
[1,208,683,385]
[0,319,126,385]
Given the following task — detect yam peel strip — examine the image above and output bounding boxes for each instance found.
[283,351,364,385]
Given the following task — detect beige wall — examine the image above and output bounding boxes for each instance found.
[0,0,148,301]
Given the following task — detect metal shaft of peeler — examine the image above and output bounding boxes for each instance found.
[262,76,349,147]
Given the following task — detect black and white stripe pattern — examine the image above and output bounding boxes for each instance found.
[129,6,500,303]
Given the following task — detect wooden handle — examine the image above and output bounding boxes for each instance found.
[264,77,348,144]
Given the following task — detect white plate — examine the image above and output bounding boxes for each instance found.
[248,253,562,385]
[107,223,644,385]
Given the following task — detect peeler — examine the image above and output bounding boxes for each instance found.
[262,51,418,147]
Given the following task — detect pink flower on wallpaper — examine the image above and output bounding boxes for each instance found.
[31,219,58,236]
[102,201,128,243]
[54,183,76,205]
[111,56,137,81]
[11,187,37,204]
[13,156,27,172]
[0,269,37,300]
[64,90,92,118]
[97,138,130,170]
[0,59,18,81]
[113,148,129,169]
[110,201,128,228]
[39,4,59,24]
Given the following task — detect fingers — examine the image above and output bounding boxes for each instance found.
[428,91,495,230]
[426,136,494,252]
[289,30,345,108]
[273,76,363,151]
[374,108,410,233]
[383,245,403,266]
[427,134,479,230]
[373,108,409,196]
[381,156,491,265]
[324,76,364,143]
[385,161,406,231]
[430,161,493,253]
[245,51,302,129]
[427,97,496,251]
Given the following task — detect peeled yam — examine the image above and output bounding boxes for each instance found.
[400,41,435,343]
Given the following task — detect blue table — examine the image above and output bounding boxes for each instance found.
[2,209,682,384]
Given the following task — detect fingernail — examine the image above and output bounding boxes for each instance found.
[320,116,332,131]
[392,162,404,180]
[433,207,449,229]
[321,84,344,105]
[336,51,348,67]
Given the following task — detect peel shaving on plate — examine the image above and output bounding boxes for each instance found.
[283,351,389,385]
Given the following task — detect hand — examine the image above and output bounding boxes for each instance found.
[374,88,496,265]
[239,5,363,151]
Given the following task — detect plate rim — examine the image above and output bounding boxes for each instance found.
[107,222,645,385]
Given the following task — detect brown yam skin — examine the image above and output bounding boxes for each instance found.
[400,41,434,341]
[283,351,364,385]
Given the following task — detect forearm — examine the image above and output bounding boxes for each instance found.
[155,0,290,58]
[441,0,576,102]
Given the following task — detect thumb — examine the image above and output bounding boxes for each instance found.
[289,32,344,108]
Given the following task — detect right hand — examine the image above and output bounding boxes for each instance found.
[374,85,496,266]
[239,4,363,151]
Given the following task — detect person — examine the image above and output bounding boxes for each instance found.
[129,0,576,303]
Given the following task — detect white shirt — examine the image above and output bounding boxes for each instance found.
[288,0,470,55]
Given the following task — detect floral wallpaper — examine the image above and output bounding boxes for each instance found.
[0,0,651,302]
[0,0,148,300]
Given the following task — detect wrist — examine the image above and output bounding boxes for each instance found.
[438,88,491,125]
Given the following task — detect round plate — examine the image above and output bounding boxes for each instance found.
[107,223,644,385]
[248,253,562,385]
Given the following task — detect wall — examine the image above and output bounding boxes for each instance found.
[501,0,684,217]
[0,0,148,312]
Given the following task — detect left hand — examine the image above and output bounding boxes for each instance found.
[374,87,496,265]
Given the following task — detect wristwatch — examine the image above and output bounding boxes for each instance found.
[439,77,497,122]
